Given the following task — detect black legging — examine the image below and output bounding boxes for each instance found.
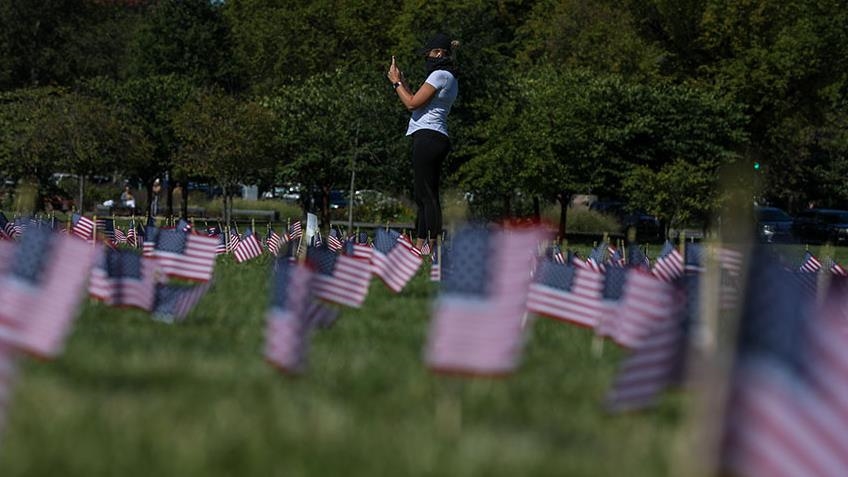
[412,129,451,240]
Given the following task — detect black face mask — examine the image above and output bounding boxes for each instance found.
[425,56,454,75]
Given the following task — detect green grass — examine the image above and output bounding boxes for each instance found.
[4,244,844,476]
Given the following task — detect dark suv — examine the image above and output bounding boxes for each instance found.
[754,206,795,243]
[792,208,848,244]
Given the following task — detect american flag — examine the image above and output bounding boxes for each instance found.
[306,300,339,329]
[425,225,545,376]
[233,228,263,263]
[214,232,227,255]
[371,229,422,293]
[824,257,848,277]
[88,248,157,310]
[307,245,371,308]
[96,218,115,242]
[152,281,213,323]
[71,213,95,241]
[0,227,99,358]
[609,244,626,267]
[527,257,605,328]
[546,244,566,264]
[587,242,607,272]
[606,273,694,412]
[226,227,240,253]
[112,227,127,245]
[594,266,629,340]
[430,244,441,282]
[799,250,822,273]
[126,221,138,248]
[143,218,158,257]
[722,250,848,477]
[613,270,680,349]
[0,213,18,240]
[652,240,684,282]
[419,241,431,256]
[312,230,323,248]
[266,228,283,256]
[346,231,372,262]
[627,244,651,271]
[288,220,303,240]
[327,229,344,253]
[264,259,315,374]
[152,228,218,282]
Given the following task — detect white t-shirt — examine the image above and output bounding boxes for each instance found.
[405,70,458,137]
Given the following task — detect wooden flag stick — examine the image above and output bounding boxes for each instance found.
[92,214,98,247]
[591,334,605,358]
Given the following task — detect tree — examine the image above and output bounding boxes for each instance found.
[172,90,279,224]
[263,66,406,229]
[0,88,151,211]
[81,74,198,217]
[127,0,240,91]
[461,66,747,236]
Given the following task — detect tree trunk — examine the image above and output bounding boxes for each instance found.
[557,191,569,244]
[145,181,154,219]
[78,175,86,213]
[321,185,330,233]
[181,180,189,219]
[166,175,174,218]
[532,196,541,223]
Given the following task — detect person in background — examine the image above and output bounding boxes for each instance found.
[120,185,136,210]
[387,32,460,254]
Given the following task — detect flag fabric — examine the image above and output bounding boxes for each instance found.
[371,228,422,293]
[605,273,695,412]
[152,281,213,323]
[0,227,99,358]
[112,227,127,245]
[152,228,218,282]
[609,245,626,267]
[71,213,95,241]
[346,232,372,262]
[264,259,316,374]
[226,228,240,253]
[627,244,651,271]
[96,218,115,242]
[799,250,822,273]
[126,222,138,248]
[721,249,848,477]
[0,213,18,240]
[424,225,545,376]
[233,228,263,263]
[594,267,629,340]
[327,229,344,253]
[308,246,371,308]
[266,228,283,256]
[546,244,566,265]
[143,219,158,257]
[652,240,684,282]
[306,300,339,329]
[88,248,158,310]
[430,245,441,282]
[825,257,848,277]
[527,257,605,328]
[613,270,680,349]
[587,243,607,272]
[288,221,303,241]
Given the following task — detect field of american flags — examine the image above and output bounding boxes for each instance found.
[1,236,847,476]
[0,247,682,477]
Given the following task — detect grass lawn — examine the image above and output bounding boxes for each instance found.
[0,242,841,476]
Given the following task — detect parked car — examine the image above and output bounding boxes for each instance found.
[329,190,348,209]
[755,206,795,243]
[792,208,848,244]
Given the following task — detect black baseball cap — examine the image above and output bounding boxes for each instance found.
[417,33,452,55]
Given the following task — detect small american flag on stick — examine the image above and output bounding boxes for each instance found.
[371,229,422,293]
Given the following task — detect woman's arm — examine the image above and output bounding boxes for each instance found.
[388,56,437,111]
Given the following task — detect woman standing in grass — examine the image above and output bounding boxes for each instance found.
[387,33,459,253]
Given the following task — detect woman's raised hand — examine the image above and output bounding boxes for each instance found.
[387,56,401,83]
